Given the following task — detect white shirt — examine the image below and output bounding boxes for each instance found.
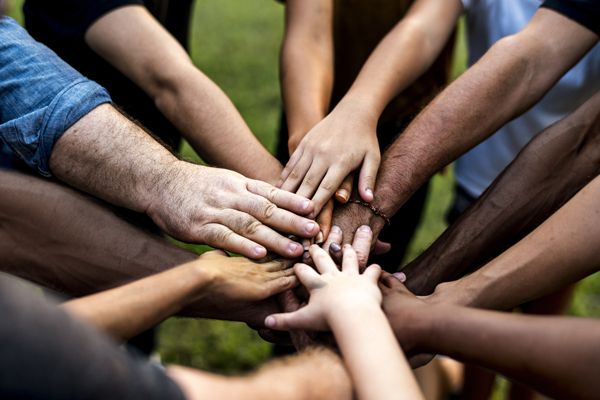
[456,0,600,197]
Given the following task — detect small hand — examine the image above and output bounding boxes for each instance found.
[148,164,320,259]
[277,102,381,217]
[195,250,300,302]
[265,245,382,331]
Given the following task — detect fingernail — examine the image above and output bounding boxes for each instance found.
[359,225,371,232]
[305,222,315,233]
[255,246,265,256]
[330,243,341,252]
[344,244,352,248]
[337,190,348,202]
[302,252,311,260]
[288,234,299,241]
[394,272,406,282]
[316,232,324,244]
[366,189,373,198]
[289,242,299,253]
[330,225,341,234]
[301,200,310,211]
[265,316,276,328]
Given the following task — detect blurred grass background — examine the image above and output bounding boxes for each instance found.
[5,0,600,395]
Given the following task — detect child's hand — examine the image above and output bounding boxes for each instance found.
[264,245,382,331]
[194,250,300,302]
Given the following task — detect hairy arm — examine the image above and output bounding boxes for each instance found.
[402,88,600,295]
[381,278,600,400]
[84,5,282,184]
[333,8,600,244]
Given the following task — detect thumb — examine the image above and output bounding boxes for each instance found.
[358,154,380,202]
[264,306,316,331]
[373,239,391,255]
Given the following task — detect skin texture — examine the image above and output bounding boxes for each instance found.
[48,103,319,260]
[332,8,600,248]
[380,275,600,400]
[402,88,600,297]
[278,0,463,215]
[63,251,299,341]
[85,5,283,185]
[0,169,293,328]
[267,245,424,400]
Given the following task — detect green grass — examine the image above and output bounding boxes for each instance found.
[6,1,600,395]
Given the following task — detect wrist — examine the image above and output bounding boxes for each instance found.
[333,97,380,127]
[326,300,383,329]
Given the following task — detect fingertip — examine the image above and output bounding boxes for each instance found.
[335,189,349,203]
[265,316,276,328]
[393,272,407,283]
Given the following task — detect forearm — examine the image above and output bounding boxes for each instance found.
[411,305,600,400]
[280,0,333,147]
[403,88,600,295]
[63,261,207,341]
[372,9,598,218]
[330,305,422,400]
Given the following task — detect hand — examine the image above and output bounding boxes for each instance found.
[277,101,381,217]
[265,245,382,331]
[194,250,300,302]
[147,163,320,259]
[331,198,387,249]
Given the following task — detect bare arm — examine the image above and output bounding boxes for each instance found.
[402,88,600,295]
[278,0,462,212]
[333,8,600,245]
[380,277,600,400]
[48,103,319,260]
[84,5,282,184]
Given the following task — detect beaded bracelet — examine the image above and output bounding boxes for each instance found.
[347,199,391,227]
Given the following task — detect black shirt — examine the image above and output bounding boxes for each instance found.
[541,0,600,36]
[23,0,194,151]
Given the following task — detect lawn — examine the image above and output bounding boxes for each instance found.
[5,0,600,395]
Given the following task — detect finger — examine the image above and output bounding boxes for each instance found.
[307,167,349,218]
[198,223,266,259]
[352,225,373,268]
[264,257,296,272]
[340,244,359,274]
[280,155,314,193]
[220,210,305,258]
[358,153,380,202]
[277,147,304,188]
[335,173,354,203]
[265,307,318,331]
[247,180,314,216]
[256,328,293,345]
[278,289,302,313]
[322,225,342,253]
[264,270,300,296]
[329,242,343,266]
[308,245,339,275]
[301,250,315,269]
[315,198,334,244]
[294,263,327,289]
[380,271,407,289]
[363,264,382,283]
[373,240,391,255]
[295,163,329,206]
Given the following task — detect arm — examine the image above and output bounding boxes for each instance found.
[402,87,600,295]
[427,171,600,311]
[49,103,319,259]
[63,251,298,341]
[380,277,600,400]
[84,5,282,184]
[266,245,424,400]
[278,0,462,212]
[280,0,334,154]
[333,7,600,245]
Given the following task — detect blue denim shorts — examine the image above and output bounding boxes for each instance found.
[0,16,111,176]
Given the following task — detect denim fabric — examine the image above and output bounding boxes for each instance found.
[0,16,111,176]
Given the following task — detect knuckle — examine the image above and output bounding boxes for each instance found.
[289,169,300,180]
[243,219,263,236]
[263,203,278,220]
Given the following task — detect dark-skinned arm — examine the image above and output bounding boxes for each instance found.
[332,7,599,246]
[402,87,600,295]
[380,276,600,400]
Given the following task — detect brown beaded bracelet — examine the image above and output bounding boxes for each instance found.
[347,199,391,227]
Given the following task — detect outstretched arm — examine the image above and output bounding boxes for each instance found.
[278,0,462,213]
[333,7,600,245]
[402,88,600,295]
[85,5,283,184]
[381,276,600,400]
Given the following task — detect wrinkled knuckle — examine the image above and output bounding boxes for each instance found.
[289,169,300,180]
[263,203,278,220]
[320,180,335,192]
[303,176,316,188]
[243,219,263,236]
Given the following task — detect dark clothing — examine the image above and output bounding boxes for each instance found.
[0,275,185,400]
[23,0,194,152]
[541,0,600,36]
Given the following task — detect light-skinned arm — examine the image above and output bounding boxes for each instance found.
[278,0,463,213]
[401,88,600,295]
[266,245,424,400]
[333,7,600,246]
[380,276,600,400]
[48,103,320,260]
[84,5,282,184]
[63,251,298,341]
